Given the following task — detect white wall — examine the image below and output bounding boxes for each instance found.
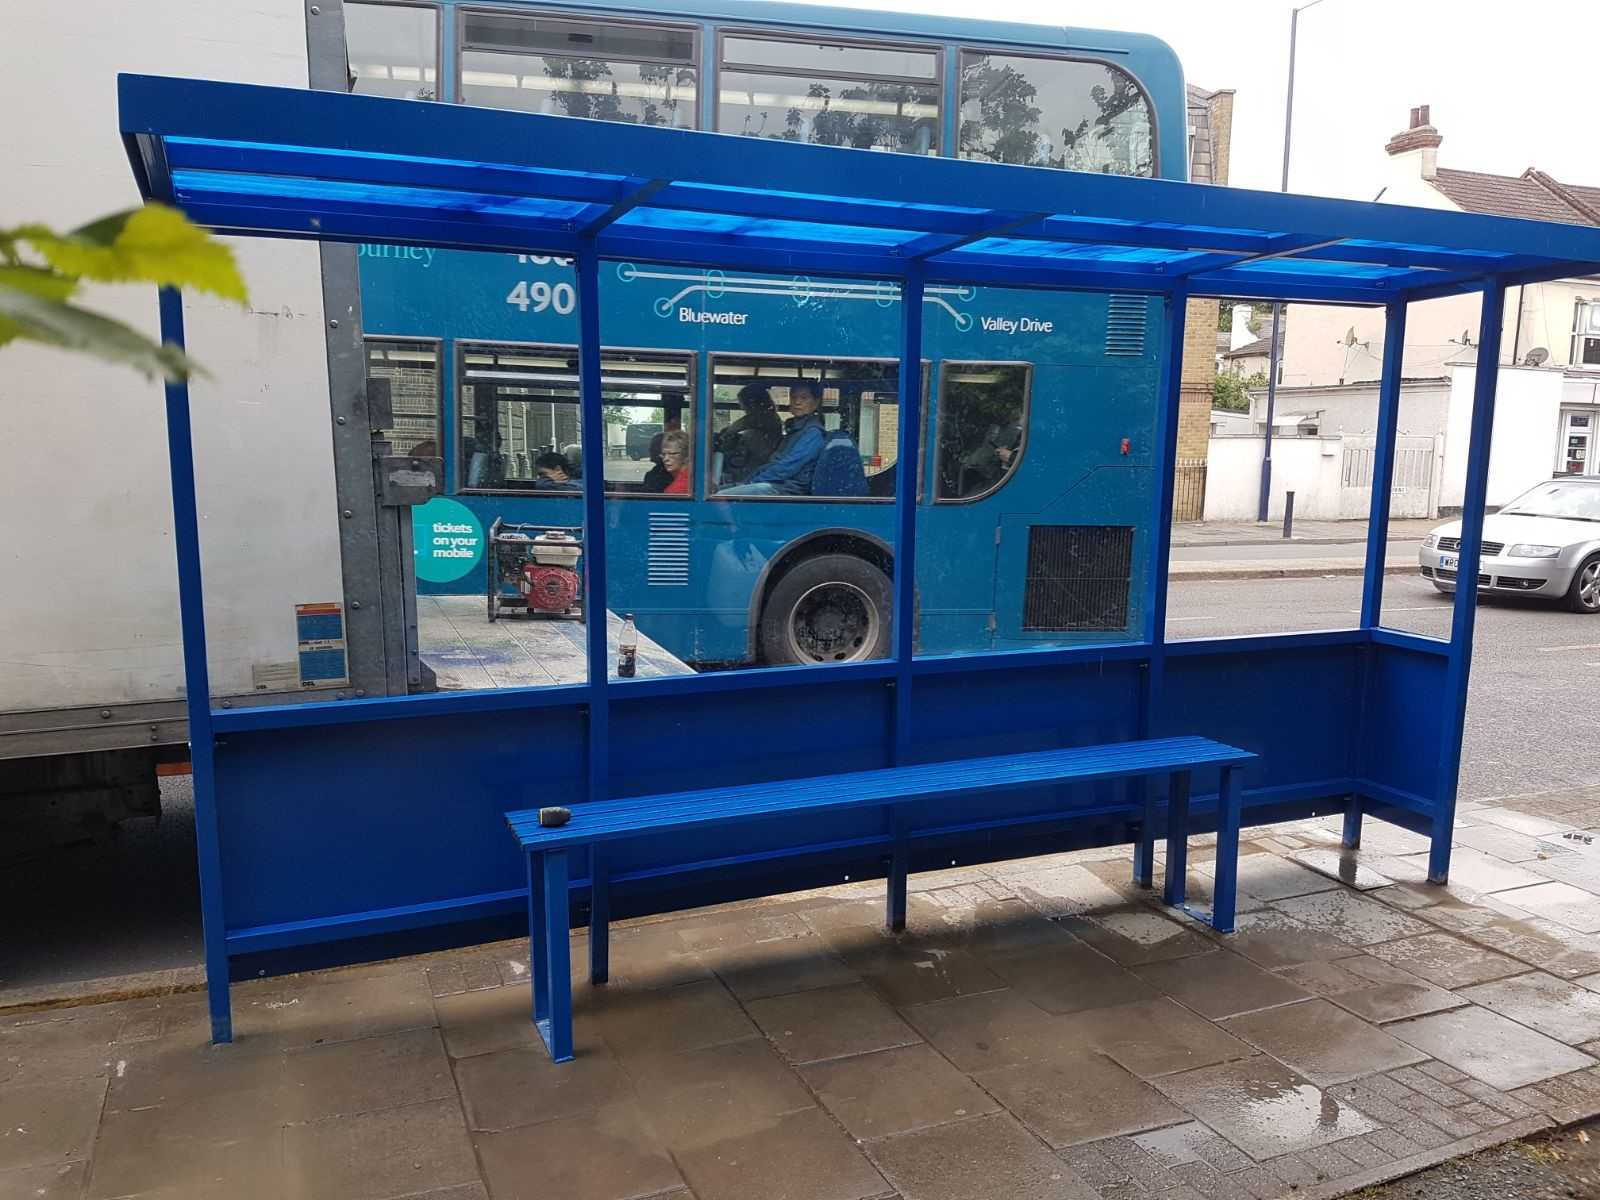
[0,2,342,709]
[1204,436,1347,522]
[1247,379,1453,438]
[1440,365,1566,509]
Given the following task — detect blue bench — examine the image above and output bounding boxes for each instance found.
[506,735,1255,1062]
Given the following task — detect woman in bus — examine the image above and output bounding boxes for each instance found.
[656,430,691,494]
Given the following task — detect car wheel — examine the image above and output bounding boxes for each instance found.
[760,554,891,665]
[1566,554,1600,613]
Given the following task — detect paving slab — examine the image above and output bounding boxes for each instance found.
[800,1043,999,1141]
[1278,954,1466,1023]
[747,982,921,1064]
[0,1076,105,1173]
[672,1106,888,1200]
[1290,848,1395,891]
[985,940,1158,1015]
[973,1052,1186,1147]
[1132,950,1311,1019]
[1219,998,1427,1085]
[1362,932,1530,989]
[455,1039,634,1132]
[1061,906,1219,966]
[1387,1006,1597,1090]
[1213,906,1361,969]
[0,1162,85,1200]
[1272,888,1434,946]
[868,1111,1102,1200]
[472,1101,683,1200]
[1495,880,1600,932]
[898,989,1062,1074]
[1150,1056,1378,1160]
[627,1036,815,1149]
[1397,847,1549,896]
[1198,851,1339,901]
[1460,972,1600,1045]
[1050,997,1253,1078]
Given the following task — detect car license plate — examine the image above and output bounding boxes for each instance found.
[1438,554,1457,569]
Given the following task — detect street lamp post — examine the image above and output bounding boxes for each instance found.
[1258,0,1327,522]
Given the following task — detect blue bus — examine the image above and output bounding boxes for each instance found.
[345,0,1187,668]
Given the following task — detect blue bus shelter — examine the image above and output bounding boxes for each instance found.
[117,73,1600,1043]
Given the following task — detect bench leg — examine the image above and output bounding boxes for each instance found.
[1212,765,1242,934]
[886,808,909,933]
[1162,771,1191,908]
[527,851,574,1062]
[588,849,610,986]
[1132,776,1155,889]
[1342,796,1363,850]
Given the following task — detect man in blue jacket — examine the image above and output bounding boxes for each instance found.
[718,382,826,496]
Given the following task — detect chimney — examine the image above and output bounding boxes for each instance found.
[1385,104,1442,179]
[1230,304,1255,352]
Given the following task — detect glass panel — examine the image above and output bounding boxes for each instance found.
[345,2,437,101]
[461,51,697,126]
[709,356,899,499]
[721,36,937,80]
[463,12,694,63]
[365,338,440,455]
[718,71,939,153]
[958,53,1153,176]
[458,343,692,494]
[935,362,1030,501]
[1582,337,1600,366]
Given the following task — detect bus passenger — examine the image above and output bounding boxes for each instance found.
[532,451,581,491]
[957,423,1022,496]
[719,382,826,496]
[642,393,689,491]
[656,430,691,494]
[716,384,783,485]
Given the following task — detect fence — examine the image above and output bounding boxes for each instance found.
[1172,458,1208,521]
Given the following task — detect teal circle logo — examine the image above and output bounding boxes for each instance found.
[413,497,484,583]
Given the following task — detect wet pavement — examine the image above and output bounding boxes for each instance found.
[14,786,1600,1198]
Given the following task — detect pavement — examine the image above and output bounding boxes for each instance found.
[13,784,1600,1199]
[1170,517,1436,581]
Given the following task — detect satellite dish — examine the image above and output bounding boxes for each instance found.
[1343,327,1358,347]
[1524,347,1550,367]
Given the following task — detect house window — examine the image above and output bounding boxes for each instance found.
[459,11,697,128]
[1572,300,1600,366]
[717,35,940,154]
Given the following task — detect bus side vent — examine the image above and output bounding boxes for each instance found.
[1023,525,1134,631]
[646,511,691,586]
[1104,295,1148,357]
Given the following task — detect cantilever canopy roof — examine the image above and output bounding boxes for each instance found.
[119,74,1600,306]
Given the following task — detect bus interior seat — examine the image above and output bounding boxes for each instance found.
[812,431,869,498]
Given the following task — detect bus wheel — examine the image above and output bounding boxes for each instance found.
[761,554,891,665]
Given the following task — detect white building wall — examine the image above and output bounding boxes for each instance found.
[0,2,342,709]
[1440,365,1566,509]
[1203,436,1346,522]
[1247,380,1452,438]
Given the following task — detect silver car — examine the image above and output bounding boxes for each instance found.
[1419,477,1600,612]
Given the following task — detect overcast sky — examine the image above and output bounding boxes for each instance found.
[842,0,1598,198]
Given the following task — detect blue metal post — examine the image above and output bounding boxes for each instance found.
[1213,766,1242,933]
[540,849,574,1062]
[1360,302,1409,628]
[528,852,550,1025]
[158,288,232,1044]
[1162,770,1191,907]
[891,266,925,760]
[575,244,609,803]
[1432,282,1506,884]
[588,849,609,984]
[1134,290,1188,885]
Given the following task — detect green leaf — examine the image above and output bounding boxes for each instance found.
[0,280,199,381]
[18,204,248,303]
[0,265,77,344]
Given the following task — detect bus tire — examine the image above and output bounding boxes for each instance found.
[760,554,892,666]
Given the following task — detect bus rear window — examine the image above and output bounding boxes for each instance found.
[936,362,1031,502]
[460,12,697,127]
[957,53,1153,177]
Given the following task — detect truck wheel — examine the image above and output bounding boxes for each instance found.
[760,554,891,665]
[1566,554,1600,613]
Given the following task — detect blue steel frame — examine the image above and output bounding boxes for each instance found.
[117,75,1600,1043]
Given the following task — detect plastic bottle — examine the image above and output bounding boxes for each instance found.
[617,613,638,678]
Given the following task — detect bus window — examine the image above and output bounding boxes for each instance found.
[457,343,693,495]
[345,2,438,101]
[459,11,697,127]
[957,53,1154,177]
[709,355,899,499]
[936,362,1031,502]
[717,35,940,154]
[365,338,441,456]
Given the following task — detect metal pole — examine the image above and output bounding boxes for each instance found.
[575,244,609,802]
[158,287,232,1044]
[1282,491,1295,538]
[1432,282,1506,884]
[1145,288,1190,675]
[891,267,925,761]
[1359,302,1409,627]
[1259,0,1324,522]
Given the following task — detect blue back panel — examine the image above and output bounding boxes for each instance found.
[1362,643,1448,804]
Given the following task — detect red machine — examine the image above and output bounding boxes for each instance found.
[486,520,584,621]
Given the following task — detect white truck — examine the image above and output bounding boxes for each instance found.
[2,1,421,832]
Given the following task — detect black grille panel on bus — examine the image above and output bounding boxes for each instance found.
[1104,295,1148,356]
[1024,526,1134,631]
